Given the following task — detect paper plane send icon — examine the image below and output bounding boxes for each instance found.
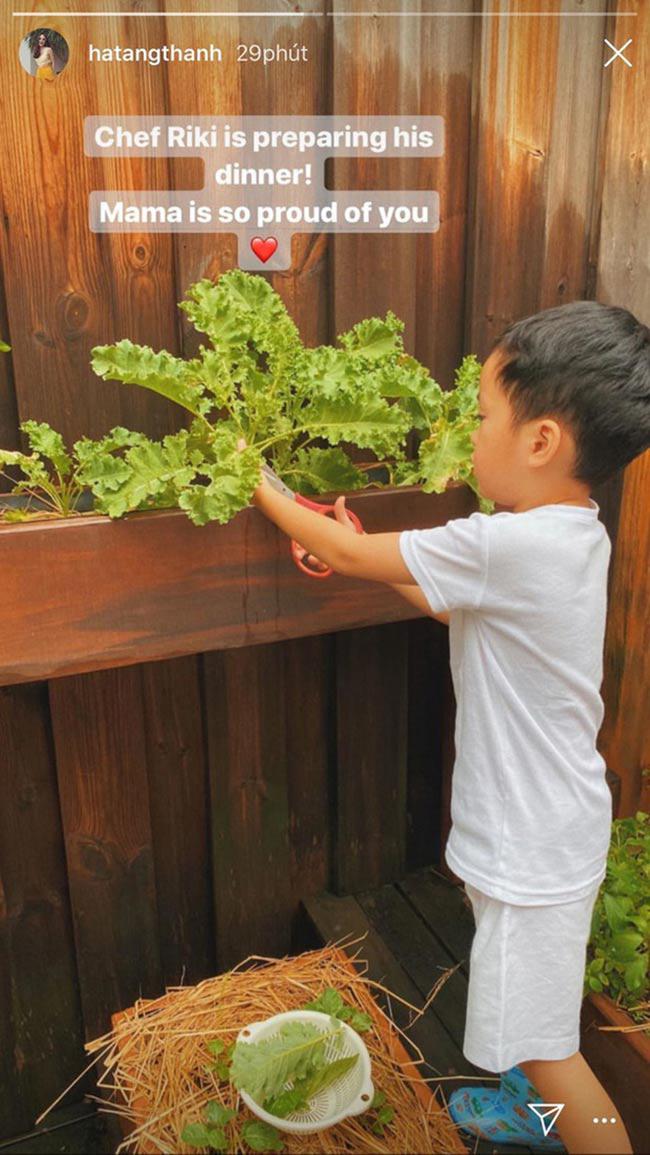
[527,1102,565,1136]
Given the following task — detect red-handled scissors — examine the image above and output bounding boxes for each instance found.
[260,463,365,579]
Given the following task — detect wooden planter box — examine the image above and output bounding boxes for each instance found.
[0,482,476,686]
[580,990,649,1151]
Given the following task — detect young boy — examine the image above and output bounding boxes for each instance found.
[243,300,649,1154]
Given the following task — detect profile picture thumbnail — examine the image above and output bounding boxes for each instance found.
[19,28,70,81]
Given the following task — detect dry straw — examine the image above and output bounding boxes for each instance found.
[51,937,469,1154]
[595,999,649,1035]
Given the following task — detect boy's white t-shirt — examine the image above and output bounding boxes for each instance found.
[399,499,613,906]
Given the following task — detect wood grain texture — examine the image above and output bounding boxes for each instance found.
[599,453,649,814]
[596,2,649,815]
[335,622,408,894]
[397,867,476,979]
[415,8,474,391]
[239,4,330,350]
[330,0,418,348]
[164,5,330,349]
[163,7,243,319]
[140,655,215,986]
[405,618,452,873]
[48,667,164,1039]
[161,0,333,699]
[284,633,335,938]
[0,277,19,472]
[465,0,608,357]
[329,2,425,901]
[0,7,182,444]
[595,3,648,318]
[0,683,89,1139]
[357,881,469,1062]
[202,643,293,971]
[0,484,476,687]
[302,891,470,1082]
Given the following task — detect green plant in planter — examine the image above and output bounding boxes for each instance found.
[0,422,154,521]
[584,810,649,1023]
[0,338,10,352]
[392,353,485,498]
[87,270,488,526]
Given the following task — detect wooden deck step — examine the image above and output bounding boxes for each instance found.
[302,866,540,1155]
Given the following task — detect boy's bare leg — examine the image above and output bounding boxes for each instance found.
[519,1054,633,1154]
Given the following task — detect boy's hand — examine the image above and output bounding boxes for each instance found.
[237,437,356,570]
[332,495,357,533]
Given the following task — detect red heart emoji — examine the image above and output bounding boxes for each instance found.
[250,236,278,263]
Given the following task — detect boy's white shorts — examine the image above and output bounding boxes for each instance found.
[462,881,601,1073]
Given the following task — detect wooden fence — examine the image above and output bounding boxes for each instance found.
[0,0,647,1141]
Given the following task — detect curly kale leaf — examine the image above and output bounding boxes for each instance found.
[0,447,50,489]
[91,339,212,418]
[177,429,264,527]
[396,353,489,498]
[281,446,367,497]
[179,270,300,360]
[21,420,73,479]
[337,311,405,360]
[80,429,202,518]
[375,358,445,433]
[300,390,411,458]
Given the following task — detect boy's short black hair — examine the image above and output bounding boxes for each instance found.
[492,301,650,486]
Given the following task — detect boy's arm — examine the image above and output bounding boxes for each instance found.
[252,477,416,584]
[251,476,449,624]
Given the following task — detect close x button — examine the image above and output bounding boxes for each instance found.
[603,38,633,69]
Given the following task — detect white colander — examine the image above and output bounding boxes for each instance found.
[235,1009,375,1134]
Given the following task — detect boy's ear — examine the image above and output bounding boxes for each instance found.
[527,417,563,468]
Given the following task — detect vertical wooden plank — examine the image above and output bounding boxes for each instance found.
[415,10,474,389]
[49,668,163,1038]
[202,644,293,970]
[0,684,90,1139]
[284,635,335,945]
[140,656,215,986]
[88,10,181,437]
[162,7,243,321]
[600,429,650,817]
[596,0,649,817]
[238,5,331,346]
[164,5,330,347]
[0,280,19,470]
[331,0,419,338]
[437,636,460,885]
[0,6,181,444]
[465,0,608,358]
[405,618,451,873]
[538,5,609,309]
[595,2,648,319]
[163,6,334,957]
[335,622,408,894]
[329,2,414,896]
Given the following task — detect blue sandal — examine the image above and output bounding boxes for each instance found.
[447,1065,566,1150]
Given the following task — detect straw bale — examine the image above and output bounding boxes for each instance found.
[69,941,468,1153]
